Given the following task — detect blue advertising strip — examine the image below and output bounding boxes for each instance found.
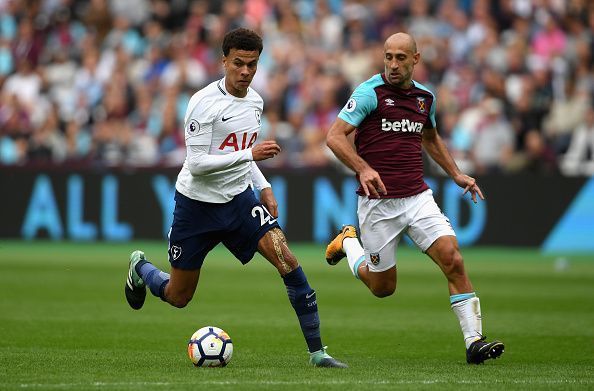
[542,177,594,254]
[0,168,590,251]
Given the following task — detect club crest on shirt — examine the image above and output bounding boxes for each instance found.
[370,252,380,265]
[255,110,261,125]
[417,97,426,113]
[187,119,199,133]
[344,98,357,112]
[170,245,182,260]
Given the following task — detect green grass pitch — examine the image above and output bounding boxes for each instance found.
[1,241,593,390]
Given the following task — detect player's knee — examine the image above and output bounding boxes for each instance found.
[168,292,194,308]
[170,297,191,308]
[370,282,396,298]
[371,286,395,298]
[442,249,465,277]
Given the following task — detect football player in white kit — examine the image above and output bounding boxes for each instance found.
[125,28,346,368]
[325,32,504,364]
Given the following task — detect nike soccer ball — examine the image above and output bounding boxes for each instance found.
[187,326,233,367]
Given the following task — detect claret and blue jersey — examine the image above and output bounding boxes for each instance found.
[338,73,437,198]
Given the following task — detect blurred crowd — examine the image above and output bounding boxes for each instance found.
[1,0,594,175]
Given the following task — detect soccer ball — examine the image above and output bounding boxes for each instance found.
[187,326,233,367]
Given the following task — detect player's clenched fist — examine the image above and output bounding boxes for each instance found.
[252,140,281,161]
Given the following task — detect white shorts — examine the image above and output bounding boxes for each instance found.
[357,189,456,272]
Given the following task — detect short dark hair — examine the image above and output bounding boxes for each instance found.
[222,28,263,56]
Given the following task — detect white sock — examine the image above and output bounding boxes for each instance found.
[343,237,365,277]
[451,297,483,349]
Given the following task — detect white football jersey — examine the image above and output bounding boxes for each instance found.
[176,77,264,203]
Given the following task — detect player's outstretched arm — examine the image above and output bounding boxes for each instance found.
[327,118,387,198]
[186,140,280,176]
[186,145,253,175]
[422,128,484,203]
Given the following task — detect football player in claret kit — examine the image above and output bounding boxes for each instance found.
[124,28,346,368]
[325,32,504,364]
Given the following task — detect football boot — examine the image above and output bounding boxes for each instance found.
[466,336,505,364]
[309,346,348,368]
[125,250,147,310]
[325,225,358,266]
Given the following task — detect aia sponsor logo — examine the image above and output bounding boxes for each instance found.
[381,118,423,133]
[219,132,258,151]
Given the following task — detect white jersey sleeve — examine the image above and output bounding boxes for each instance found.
[186,145,253,175]
[250,162,271,190]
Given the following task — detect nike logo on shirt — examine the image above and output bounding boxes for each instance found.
[222,115,234,122]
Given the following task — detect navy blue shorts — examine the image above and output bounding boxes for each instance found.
[167,187,281,270]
